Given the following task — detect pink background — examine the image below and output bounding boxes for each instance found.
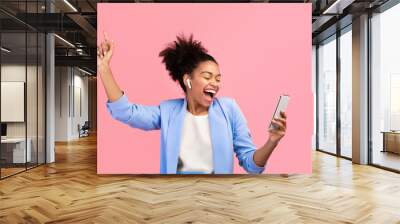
[97,3,312,174]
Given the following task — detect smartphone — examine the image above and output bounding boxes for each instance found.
[269,95,290,129]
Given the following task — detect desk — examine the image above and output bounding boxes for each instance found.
[1,138,31,163]
[381,131,400,154]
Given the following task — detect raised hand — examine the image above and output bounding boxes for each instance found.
[97,32,114,69]
[96,32,122,102]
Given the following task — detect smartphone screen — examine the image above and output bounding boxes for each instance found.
[269,95,290,129]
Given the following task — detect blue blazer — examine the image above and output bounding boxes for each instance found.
[106,94,265,174]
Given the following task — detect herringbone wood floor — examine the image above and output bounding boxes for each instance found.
[1,134,400,224]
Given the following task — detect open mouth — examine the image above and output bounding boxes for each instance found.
[203,89,216,101]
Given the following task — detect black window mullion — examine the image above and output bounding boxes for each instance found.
[71,68,74,118]
[36,0,39,168]
[336,29,341,157]
[367,11,373,165]
[0,24,2,179]
[44,31,47,164]
[25,0,28,171]
[316,45,319,150]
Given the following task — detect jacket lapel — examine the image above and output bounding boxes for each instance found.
[166,98,187,173]
[209,99,232,174]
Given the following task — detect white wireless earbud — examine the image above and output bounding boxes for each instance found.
[186,79,192,89]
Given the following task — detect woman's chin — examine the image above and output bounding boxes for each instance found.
[202,94,213,105]
[193,95,213,109]
[203,98,213,106]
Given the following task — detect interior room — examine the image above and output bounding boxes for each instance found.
[0,0,399,223]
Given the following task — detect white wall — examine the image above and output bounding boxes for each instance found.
[1,82,25,122]
[55,67,69,141]
[54,67,89,141]
[1,65,25,131]
[72,73,89,138]
[1,65,40,137]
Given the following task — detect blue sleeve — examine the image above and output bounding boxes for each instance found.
[231,99,265,174]
[106,93,161,131]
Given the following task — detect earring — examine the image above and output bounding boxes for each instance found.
[187,79,192,89]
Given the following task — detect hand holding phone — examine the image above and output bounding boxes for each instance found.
[269,95,290,130]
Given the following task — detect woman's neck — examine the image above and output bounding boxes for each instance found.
[186,95,209,115]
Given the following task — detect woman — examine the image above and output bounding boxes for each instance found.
[97,33,287,174]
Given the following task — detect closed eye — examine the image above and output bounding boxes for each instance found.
[200,71,221,82]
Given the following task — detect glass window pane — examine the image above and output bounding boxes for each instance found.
[1,1,46,179]
[371,3,400,171]
[340,28,352,158]
[318,36,337,154]
[1,30,27,177]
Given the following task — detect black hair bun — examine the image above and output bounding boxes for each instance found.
[159,33,208,81]
[159,33,217,92]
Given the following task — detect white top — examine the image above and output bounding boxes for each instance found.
[177,111,214,174]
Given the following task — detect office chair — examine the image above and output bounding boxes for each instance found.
[79,121,90,138]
